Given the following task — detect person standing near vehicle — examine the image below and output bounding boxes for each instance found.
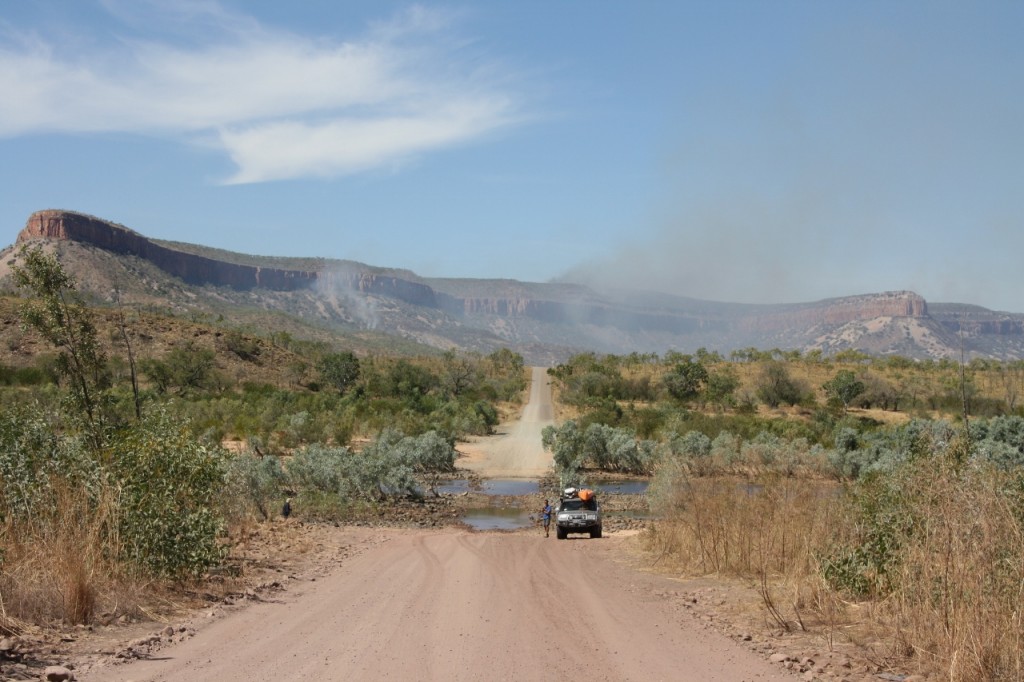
[540,499,552,537]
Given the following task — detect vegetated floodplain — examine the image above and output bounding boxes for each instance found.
[544,350,1024,681]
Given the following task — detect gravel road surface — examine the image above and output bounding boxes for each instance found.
[80,368,794,681]
[83,529,793,682]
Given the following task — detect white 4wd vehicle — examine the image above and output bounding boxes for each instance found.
[555,488,602,539]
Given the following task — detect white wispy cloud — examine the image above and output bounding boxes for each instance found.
[0,2,522,183]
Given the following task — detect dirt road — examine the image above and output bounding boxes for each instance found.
[79,367,795,681]
[458,366,555,478]
[83,529,792,682]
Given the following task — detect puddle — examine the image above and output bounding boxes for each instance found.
[437,479,540,496]
[461,507,535,531]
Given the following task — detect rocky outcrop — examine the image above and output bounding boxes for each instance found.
[20,210,318,291]
[737,292,928,334]
[19,211,439,303]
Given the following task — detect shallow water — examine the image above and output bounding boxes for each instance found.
[589,478,650,495]
[461,506,536,531]
[437,479,541,496]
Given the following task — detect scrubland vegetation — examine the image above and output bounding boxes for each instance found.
[0,247,526,632]
[5,244,1024,679]
[545,351,1024,680]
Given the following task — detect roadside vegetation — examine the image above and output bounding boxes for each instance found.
[6,245,1024,679]
[0,246,526,632]
[545,350,1024,681]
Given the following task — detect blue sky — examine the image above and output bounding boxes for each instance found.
[1,1,1021,311]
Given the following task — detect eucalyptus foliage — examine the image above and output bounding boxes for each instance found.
[0,408,100,524]
[109,410,227,579]
[13,246,110,444]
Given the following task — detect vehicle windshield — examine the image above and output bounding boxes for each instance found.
[559,498,597,511]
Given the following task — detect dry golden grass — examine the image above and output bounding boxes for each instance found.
[1,481,113,625]
[884,459,1024,680]
[644,462,1024,681]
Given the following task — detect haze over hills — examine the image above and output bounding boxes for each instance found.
[3,210,1024,364]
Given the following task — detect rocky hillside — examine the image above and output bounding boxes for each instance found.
[5,210,1024,362]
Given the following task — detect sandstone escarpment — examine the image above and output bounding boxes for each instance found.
[19,211,440,304]
[736,292,928,336]
[18,209,1024,360]
[20,210,318,291]
[13,211,931,340]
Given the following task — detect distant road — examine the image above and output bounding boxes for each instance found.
[458,366,555,478]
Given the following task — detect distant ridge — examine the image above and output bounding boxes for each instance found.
[9,209,1024,361]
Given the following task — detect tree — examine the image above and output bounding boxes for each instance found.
[141,342,218,395]
[755,361,807,408]
[487,348,524,375]
[705,366,740,407]
[441,350,480,398]
[662,360,709,403]
[13,246,109,445]
[317,351,361,394]
[223,330,261,362]
[823,370,865,413]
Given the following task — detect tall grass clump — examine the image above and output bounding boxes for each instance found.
[0,407,228,625]
[822,441,1024,680]
[645,458,841,631]
[649,421,1024,679]
[0,410,108,625]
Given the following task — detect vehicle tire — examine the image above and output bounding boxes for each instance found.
[590,526,602,539]
[556,527,567,540]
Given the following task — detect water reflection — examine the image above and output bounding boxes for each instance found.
[461,507,535,531]
[436,479,540,496]
[589,479,650,495]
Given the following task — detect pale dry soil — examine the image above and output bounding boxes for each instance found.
[457,366,555,479]
[13,369,921,681]
[75,527,802,682]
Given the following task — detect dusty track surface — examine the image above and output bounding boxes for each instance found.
[458,366,555,478]
[81,528,793,682]
[72,368,799,681]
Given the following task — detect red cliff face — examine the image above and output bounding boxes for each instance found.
[19,210,318,291]
[18,210,436,303]
[736,291,928,334]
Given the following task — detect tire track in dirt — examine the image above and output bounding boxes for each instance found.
[458,366,555,478]
[83,530,795,681]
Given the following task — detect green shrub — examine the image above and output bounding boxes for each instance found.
[110,410,227,579]
[222,452,285,522]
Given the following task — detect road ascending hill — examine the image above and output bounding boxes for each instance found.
[458,366,555,478]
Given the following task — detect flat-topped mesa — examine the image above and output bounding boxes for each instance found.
[737,291,929,334]
[15,210,553,312]
[818,291,929,320]
[18,210,317,291]
[17,210,438,301]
